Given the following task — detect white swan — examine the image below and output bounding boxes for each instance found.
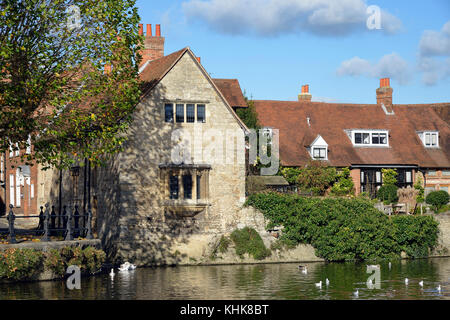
[109,268,115,278]
[298,265,307,274]
[315,281,322,289]
[326,278,330,286]
[419,280,424,287]
[119,261,136,271]
[353,289,359,297]
[388,262,392,270]
[405,278,409,285]
[437,285,441,292]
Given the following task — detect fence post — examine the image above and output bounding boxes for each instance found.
[7,205,16,244]
[65,206,73,241]
[86,205,93,239]
[42,204,51,242]
[50,206,56,232]
[74,205,79,238]
[62,205,67,230]
[37,206,44,232]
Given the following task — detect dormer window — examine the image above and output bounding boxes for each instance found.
[418,131,439,148]
[352,130,388,146]
[309,135,328,160]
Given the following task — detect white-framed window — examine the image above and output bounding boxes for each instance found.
[26,135,31,154]
[165,103,207,123]
[31,184,35,199]
[406,171,412,183]
[361,171,365,183]
[418,131,439,148]
[15,169,21,207]
[9,174,15,207]
[443,170,450,176]
[352,130,389,146]
[376,171,382,183]
[312,147,327,160]
[0,155,3,182]
[428,170,437,176]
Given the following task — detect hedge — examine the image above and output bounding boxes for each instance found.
[246,192,439,261]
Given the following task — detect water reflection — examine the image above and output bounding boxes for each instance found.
[0,258,449,300]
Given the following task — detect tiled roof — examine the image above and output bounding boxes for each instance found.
[254,100,450,168]
[212,79,247,108]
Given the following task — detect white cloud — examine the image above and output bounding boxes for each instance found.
[418,21,450,86]
[337,53,412,85]
[182,0,403,37]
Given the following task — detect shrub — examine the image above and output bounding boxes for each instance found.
[330,168,355,196]
[0,249,44,281]
[392,215,439,258]
[296,161,337,196]
[382,168,398,186]
[246,193,403,261]
[414,175,425,203]
[280,167,303,185]
[230,227,271,260]
[426,190,450,213]
[377,185,399,204]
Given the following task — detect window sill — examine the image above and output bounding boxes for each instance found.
[163,200,210,217]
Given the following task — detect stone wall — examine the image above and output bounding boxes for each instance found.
[431,212,450,257]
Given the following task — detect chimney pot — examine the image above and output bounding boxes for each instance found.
[138,24,143,36]
[196,57,201,63]
[156,24,161,37]
[147,24,152,37]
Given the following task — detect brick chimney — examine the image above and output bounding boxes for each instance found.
[298,84,312,101]
[139,23,165,66]
[376,78,393,110]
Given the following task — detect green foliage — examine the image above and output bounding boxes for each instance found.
[414,175,425,203]
[426,190,450,213]
[377,185,399,204]
[0,249,44,280]
[279,167,302,185]
[330,168,355,196]
[382,168,398,186]
[246,192,438,261]
[230,227,271,260]
[392,216,439,258]
[0,0,142,169]
[48,246,106,276]
[235,100,260,129]
[296,161,337,196]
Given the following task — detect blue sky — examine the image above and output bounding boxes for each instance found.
[137,0,450,104]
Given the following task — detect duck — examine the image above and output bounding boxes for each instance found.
[419,280,424,287]
[353,289,359,298]
[315,281,322,289]
[298,265,308,274]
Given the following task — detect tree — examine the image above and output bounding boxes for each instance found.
[426,190,449,213]
[330,167,355,196]
[236,98,260,130]
[381,168,398,186]
[0,0,142,169]
[297,161,337,196]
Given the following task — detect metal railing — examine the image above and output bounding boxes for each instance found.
[0,204,94,244]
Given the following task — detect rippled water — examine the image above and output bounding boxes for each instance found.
[1,258,449,300]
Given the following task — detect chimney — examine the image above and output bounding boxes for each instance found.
[139,23,165,67]
[376,78,394,113]
[298,84,312,101]
[138,24,143,36]
[196,57,201,64]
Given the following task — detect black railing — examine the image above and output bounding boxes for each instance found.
[0,204,94,244]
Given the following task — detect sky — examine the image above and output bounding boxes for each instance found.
[136,0,450,104]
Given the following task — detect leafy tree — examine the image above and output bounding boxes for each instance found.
[280,166,302,185]
[381,168,398,186]
[377,184,399,204]
[414,174,425,203]
[330,167,355,196]
[0,0,142,169]
[236,98,260,130]
[426,190,450,213]
[296,161,337,196]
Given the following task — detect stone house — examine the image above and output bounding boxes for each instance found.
[254,79,450,198]
[94,24,250,265]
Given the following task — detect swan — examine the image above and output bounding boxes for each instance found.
[388,262,392,270]
[119,261,136,271]
[437,285,441,292]
[326,278,330,286]
[298,265,307,274]
[315,281,322,289]
[419,280,424,287]
[109,268,115,278]
[405,278,409,285]
[353,289,359,297]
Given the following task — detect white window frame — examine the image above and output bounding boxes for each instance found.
[15,169,21,207]
[420,131,439,148]
[312,147,327,160]
[0,155,3,182]
[352,130,389,147]
[9,174,15,207]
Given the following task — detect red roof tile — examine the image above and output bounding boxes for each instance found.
[254,100,450,168]
[212,79,247,108]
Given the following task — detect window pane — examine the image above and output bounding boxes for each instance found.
[169,175,179,200]
[355,133,362,144]
[443,170,450,176]
[183,175,192,199]
[431,133,437,146]
[428,170,436,176]
[165,104,173,123]
[313,148,320,158]
[9,174,14,206]
[363,133,370,144]
[197,105,206,123]
[361,171,364,183]
[372,133,379,144]
[186,104,195,123]
[380,133,387,144]
[406,171,412,183]
[319,148,326,158]
[376,171,382,183]
[425,133,431,145]
[197,175,201,200]
[176,104,184,123]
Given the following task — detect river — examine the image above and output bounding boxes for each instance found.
[1,257,449,300]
